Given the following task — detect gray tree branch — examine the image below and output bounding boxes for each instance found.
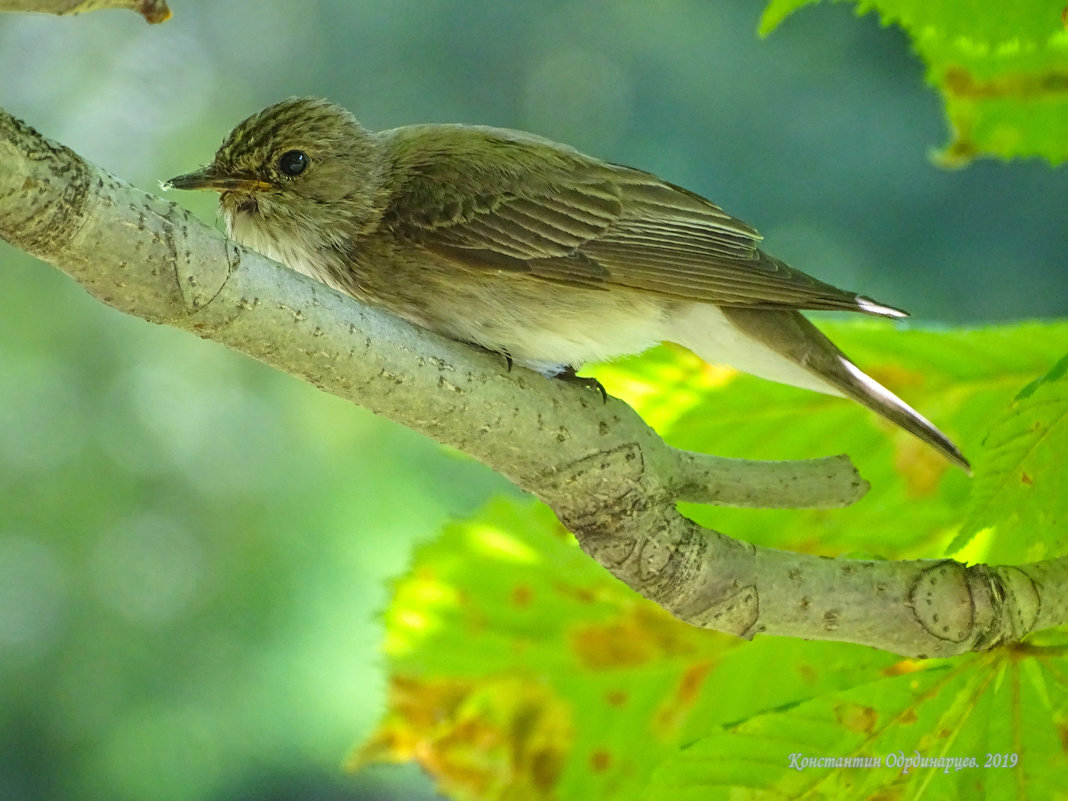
[3,106,1064,658]
[0,0,168,22]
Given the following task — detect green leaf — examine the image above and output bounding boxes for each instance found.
[759,0,1068,164]
[649,651,1068,800]
[359,491,1068,801]
[594,321,1068,562]
[759,0,821,36]
[763,0,1064,45]
[359,318,1068,800]
[354,498,903,801]
[954,352,1068,556]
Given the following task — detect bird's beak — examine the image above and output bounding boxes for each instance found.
[163,166,273,193]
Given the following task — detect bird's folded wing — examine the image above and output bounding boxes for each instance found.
[382,130,899,315]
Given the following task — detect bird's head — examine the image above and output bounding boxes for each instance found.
[166,97,384,249]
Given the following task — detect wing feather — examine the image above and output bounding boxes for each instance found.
[381,125,903,316]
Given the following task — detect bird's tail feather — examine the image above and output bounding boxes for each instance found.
[673,304,970,472]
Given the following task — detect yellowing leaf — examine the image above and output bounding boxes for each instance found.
[359,321,1068,800]
[357,499,905,800]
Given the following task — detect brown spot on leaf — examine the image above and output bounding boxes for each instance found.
[944,65,1068,99]
[554,582,597,605]
[834,702,878,734]
[884,662,927,679]
[570,605,701,669]
[893,435,948,497]
[677,661,712,706]
[348,674,572,799]
[653,661,713,738]
[1021,472,1034,485]
[512,584,534,607]
[590,749,612,772]
[797,664,818,685]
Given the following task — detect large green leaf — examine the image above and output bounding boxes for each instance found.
[357,318,1068,801]
[954,353,1068,557]
[357,489,1068,800]
[594,320,1068,562]
[760,0,1068,164]
[352,499,907,801]
[649,649,1068,800]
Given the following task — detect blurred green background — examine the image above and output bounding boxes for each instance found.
[0,2,1064,800]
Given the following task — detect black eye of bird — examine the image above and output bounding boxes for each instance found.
[277,150,309,177]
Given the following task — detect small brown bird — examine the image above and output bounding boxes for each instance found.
[166,97,968,471]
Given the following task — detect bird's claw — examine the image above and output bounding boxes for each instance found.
[556,366,607,402]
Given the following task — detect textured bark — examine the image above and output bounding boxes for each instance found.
[3,106,1065,658]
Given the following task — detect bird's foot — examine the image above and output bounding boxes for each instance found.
[556,366,607,402]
